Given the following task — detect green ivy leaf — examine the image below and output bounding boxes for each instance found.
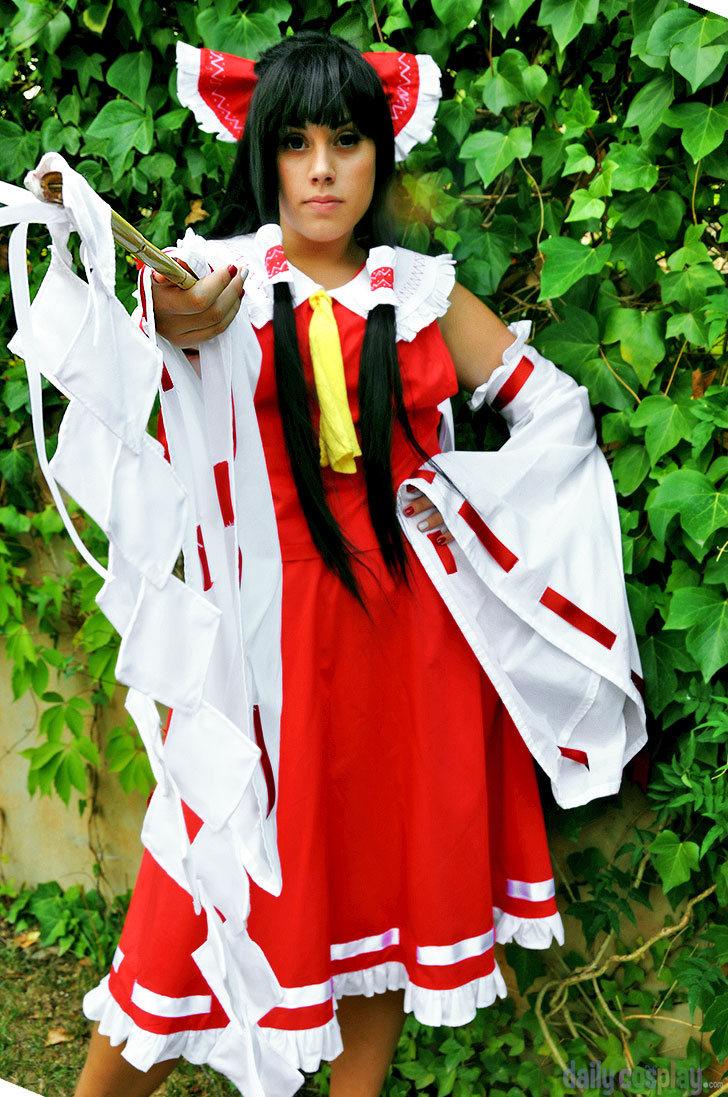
[660,264,726,312]
[196,10,282,57]
[0,121,41,181]
[668,15,728,93]
[665,102,728,163]
[665,312,708,346]
[504,942,545,994]
[565,189,605,223]
[562,143,595,176]
[481,50,547,114]
[703,994,728,1060]
[611,444,651,495]
[537,0,599,52]
[603,309,665,387]
[684,595,728,681]
[87,101,154,179]
[459,126,532,189]
[602,144,658,193]
[645,8,699,57]
[613,189,685,239]
[431,0,482,37]
[106,52,153,109]
[557,85,599,139]
[649,829,699,891]
[631,396,696,465]
[624,74,674,140]
[610,223,663,292]
[538,237,611,300]
[651,468,728,544]
[488,0,537,36]
[438,99,476,146]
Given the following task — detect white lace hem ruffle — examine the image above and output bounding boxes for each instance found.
[83,953,517,1080]
[494,908,565,948]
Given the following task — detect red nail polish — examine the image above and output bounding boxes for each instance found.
[228,264,237,277]
[436,534,448,546]
[239,288,245,300]
[403,505,415,517]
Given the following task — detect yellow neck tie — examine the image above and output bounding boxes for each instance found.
[308,290,362,474]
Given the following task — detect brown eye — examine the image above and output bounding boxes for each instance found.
[281,133,306,151]
[337,131,360,148]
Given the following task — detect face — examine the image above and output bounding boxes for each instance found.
[276,121,376,252]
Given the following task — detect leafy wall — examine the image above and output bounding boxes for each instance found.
[1,0,728,1092]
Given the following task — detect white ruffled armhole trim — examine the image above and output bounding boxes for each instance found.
[395,250,455,343]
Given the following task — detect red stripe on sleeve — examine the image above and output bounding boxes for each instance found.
[458,501,518,572]
[559,746,589,768]
[417,468,436,484]
[540,587,616,650]
[253,704,276,817]
[238,547,243,586]
[427,531,457,575]
[631,670,645,699]
[491,356,534,412]
[161,365,174,392]
[231,392,237,459]
[213,461,235,527]
[156,409,170,464]
[196,525,213,591]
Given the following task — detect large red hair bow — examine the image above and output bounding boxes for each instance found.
[176,42,441,163]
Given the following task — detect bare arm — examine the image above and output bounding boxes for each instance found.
[437,280,516,392]
[408,281,516,541]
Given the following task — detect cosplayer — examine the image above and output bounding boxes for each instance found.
[1,28,646,1097]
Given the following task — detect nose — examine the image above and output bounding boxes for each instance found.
[309,137,335,183]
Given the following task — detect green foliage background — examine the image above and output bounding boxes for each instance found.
[1,0,728,1092]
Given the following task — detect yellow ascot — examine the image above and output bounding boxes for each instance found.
[308,289,362,474]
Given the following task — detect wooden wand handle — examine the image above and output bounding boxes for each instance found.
[39,171,198,290]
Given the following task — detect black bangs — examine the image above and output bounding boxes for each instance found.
[214,32,395,234]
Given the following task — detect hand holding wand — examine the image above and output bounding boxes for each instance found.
[38,170,199,290]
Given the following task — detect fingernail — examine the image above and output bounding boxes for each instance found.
[436,534,448,546]
[228,264,237,277]
[406,485,419,493]
[417,519,430,531]
[403,505,415,517]
[239,288,245,300]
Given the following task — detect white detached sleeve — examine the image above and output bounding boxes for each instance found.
[396,322,647,809]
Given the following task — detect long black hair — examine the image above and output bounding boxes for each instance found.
[216,32,430,599]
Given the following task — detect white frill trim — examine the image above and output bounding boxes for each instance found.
[84,977,226,1070]
[395,252,455,343]
[494,908,566,949]
[176,41,237,143]
[262,1017,344,1075]
[469,320,532,411]
[394,55,442,162]
[194,235,456,344]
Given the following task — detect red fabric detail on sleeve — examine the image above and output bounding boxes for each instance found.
[631,670,645,699]
[213,461,235,527]
[630,745,650,792]
[491,356,534,412]
[540,587,616,650]
[182,800,204,842]
[161,365,174,392]
[231,392,237,458]
[196,525,213,591]
[238,546,243,586]
[416,468,436,484]
[559,746,589,768]
[427,531,457,575]
[458,501,518,572]
[138,268,148,320]
[253,704,276,818]
[156,409,171,464]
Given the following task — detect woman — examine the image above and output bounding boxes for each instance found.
[73,30,643,1097]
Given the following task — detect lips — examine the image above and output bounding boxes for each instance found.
[305,197,342,208]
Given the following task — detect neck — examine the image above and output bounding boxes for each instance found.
[280,225,366,290]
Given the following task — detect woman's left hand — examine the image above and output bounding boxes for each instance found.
[402,487,454,544]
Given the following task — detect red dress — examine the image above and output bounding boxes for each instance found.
[101,298,560,1069]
